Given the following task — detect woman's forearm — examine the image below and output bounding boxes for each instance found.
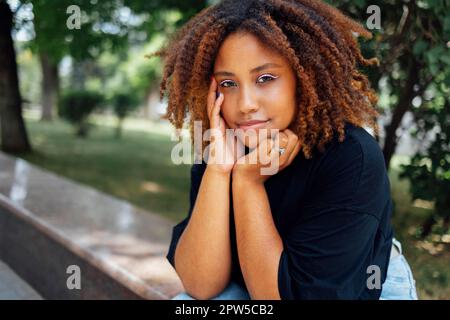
[174,166,232,299]
[232,175,283,299]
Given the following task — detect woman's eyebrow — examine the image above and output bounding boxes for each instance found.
[214,63,282,76]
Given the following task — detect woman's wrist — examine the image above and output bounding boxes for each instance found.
[232,168,265,186]
[205,164,232,179]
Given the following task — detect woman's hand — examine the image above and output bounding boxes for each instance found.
[232,129,301,185]
[206,77,245,174]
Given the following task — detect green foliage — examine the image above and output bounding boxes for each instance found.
[111,91,138,119]
[399,98,450,237]
[58,90,104,137]
[109,90,139,139]
[25,0,208,64]
[98,39,163,103]
[16,47,41,105]
[328,0,450,236]
[30,0,133,63]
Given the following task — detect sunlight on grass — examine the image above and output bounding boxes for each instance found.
[19,113,192,222]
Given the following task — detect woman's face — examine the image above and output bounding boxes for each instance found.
[213,32,297,148]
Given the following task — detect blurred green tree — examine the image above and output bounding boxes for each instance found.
[329,0,449,168]
[59,89,104,137]
[329,0,449,235]
[399,88,449,238]
[1,0,207,152]
[30,0,208,121]
[110,90,139,139]
[31,0,136,121]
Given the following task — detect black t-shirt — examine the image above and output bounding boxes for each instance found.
[166,122,394,299]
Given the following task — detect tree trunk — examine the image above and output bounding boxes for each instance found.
[382,55,420,169]
[76,120,89,138]
[71,60,87,90]
[0,2,31,153]
[39,52,59,121]
[420,215,436,239]
[115,117,123,139]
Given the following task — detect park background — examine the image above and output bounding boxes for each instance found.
[0,0,448,299]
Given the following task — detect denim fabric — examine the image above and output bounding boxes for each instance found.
[172,281,250,300]
[379,238,419,300]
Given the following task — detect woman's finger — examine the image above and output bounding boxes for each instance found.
[282,129,300,165]
[207,77,218,121]
[276,131,289,147]
[284,129,298,152]
[211,93,224,129]
[271,131,290,156]
[287,140,301,165]
[270,129,298,169]
[283,129,299,162]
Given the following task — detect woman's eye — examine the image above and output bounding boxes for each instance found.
[219,80,235,88]
[219,75,277,88]
[257,74,278,83]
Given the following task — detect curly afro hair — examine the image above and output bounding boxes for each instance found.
[149,0,380,159]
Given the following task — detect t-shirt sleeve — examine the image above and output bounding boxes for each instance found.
[166,163,206,269]
[278,134,387,299]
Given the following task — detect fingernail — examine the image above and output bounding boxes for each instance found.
[216,91,220,98]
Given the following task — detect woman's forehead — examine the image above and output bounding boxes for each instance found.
[214,32,288,71]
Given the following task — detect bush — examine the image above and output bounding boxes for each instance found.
[59,90,104,137]
[110,91,138,139]
[399,100,450,238]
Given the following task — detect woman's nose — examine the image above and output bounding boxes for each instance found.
[238,90,259,114]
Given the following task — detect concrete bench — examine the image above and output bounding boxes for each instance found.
[0,151,183,299]
[0,260,43,299]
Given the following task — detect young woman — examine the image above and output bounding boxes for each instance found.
[150,0,418,300]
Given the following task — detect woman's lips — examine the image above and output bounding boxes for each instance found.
[237,119,270,131]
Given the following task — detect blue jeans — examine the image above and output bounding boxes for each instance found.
[379,238,419,300]
[172,281,252,300]
[172,238,418,300]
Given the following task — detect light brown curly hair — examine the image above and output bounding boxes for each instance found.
[148,0,380,159]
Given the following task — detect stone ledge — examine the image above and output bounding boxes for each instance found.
[0,152,183,299]
[0,260,43,300]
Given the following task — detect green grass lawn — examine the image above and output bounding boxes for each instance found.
[10,112,450,299]
[17,112,192,222]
